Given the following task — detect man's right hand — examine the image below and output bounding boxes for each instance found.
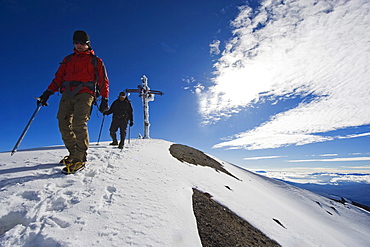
[38,90,53,106]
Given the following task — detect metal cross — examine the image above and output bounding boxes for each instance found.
[125,75,163,139]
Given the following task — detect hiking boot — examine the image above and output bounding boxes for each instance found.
[110,132,118,146]
[60,155,74,165]
[62,160,86,174]
[118,141,124,149]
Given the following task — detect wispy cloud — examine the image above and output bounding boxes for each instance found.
[251,166,370,174]
[337,132,370,139]
[319,154,338,157]
[342,166,370,170]
[198,0,370,150]
[287,157,370,163]
[244,155,285,160]
[158,41,176,53]
[209,40,221,56]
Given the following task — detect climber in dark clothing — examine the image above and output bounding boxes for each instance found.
[103,92,134,149]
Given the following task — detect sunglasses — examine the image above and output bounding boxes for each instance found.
[73,40,89,45]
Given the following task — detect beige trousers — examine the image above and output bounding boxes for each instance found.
[57,92,94,162]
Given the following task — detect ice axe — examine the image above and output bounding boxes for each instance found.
[128,124,131,145]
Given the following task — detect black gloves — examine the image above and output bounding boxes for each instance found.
[129,121,134,127]
[99,98,109,113]
[38,90,53,106]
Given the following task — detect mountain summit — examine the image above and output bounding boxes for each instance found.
[1,139,369,246]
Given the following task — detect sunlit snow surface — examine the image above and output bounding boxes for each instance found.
[1,139,369,246]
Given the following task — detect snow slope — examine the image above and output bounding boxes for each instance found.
[0,139,369,246]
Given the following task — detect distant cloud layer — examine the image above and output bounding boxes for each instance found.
[259,171,370,185]
[198,0,370,150]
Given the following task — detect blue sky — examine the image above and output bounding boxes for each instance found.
[1,0,369,173]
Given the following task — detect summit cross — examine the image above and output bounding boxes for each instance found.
[125,75,163,139]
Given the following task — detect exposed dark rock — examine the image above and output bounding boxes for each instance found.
[169,144,238,180]
[192,189,281,247]
[170,144,280,246]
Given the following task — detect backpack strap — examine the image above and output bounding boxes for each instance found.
[62,53,100,98]
[91,55,100,98]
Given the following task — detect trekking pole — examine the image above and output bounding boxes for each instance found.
[128,125,131,145]
[11,102,43,155]
[96,115,105,145]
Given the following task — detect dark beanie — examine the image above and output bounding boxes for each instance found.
[119,92,126,97]
[73,30,90,43]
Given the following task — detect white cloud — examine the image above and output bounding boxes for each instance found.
[243,155,284,160]
[251,165,370,174]
[287,157,370,163]
[209,40,221,55]
[199,0,370,150]
[319,154,338,157]
[194,83,205,95]
[337,132,370,139]
[182,76,195,84]
[342,166,370,169]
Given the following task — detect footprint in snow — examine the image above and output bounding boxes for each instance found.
[104,186,117,204]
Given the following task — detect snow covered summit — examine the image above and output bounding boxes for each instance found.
[0,139,369,246]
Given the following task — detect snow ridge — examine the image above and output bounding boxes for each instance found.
[0,139,369,246]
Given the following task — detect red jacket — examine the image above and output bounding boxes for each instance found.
[47,49,109,98]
